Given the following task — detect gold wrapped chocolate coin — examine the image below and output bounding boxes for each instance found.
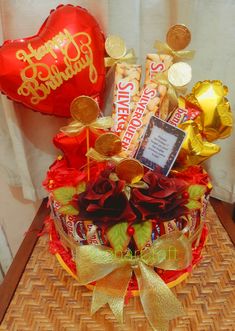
[177,120,221,166]
[168,62,192,87]
[70,96,99,124]
[116,159,144,184]
[187,80,233,142]
[105,35,127,59]
[166,24,191,51]
[95,133,122,156]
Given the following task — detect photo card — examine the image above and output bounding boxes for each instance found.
[135,116,186,175]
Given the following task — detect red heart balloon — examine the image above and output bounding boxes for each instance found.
[0,5,105,117]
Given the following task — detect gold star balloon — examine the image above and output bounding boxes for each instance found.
[186,80,233,142]
[176,120,221,167]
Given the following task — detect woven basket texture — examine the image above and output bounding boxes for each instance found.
[0,203,235,331]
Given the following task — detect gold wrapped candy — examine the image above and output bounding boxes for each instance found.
[60,96,114,136]
[187,80,233,142]
[152,25,194,117]
[154,25,195,62]
[168,62,192,87]
[86,132,123,163]
[104,35,137,67]
[166,24,191,51]
[115,159,144,184]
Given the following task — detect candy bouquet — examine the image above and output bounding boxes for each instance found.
[42,12,232,331]
[0,5,232,331]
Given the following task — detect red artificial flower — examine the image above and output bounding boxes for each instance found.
[78,170,136,225]
[131,169,189,221]
[43,156,107,192]
[43,159,85,191]
[171,165,210,186]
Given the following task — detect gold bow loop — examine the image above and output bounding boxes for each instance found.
[60,117,114,136]
[75,231,192,331]
[105,48,137,67]
[156,73,187,106]
[123,181,149,200]
[86,148,123,164]
[154,40,195,61]
[109,172,148,200]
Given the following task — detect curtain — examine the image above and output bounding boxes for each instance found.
[0,0,235,202]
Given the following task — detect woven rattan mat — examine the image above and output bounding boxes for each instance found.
[0,204,235,331]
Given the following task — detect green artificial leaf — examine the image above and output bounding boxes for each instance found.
[188,185,206,200]
[77,182,86,194]
[133,221,152,251]
[58,205,79,215]
[53,186,76,205]
[186,199,202,210]
[107,222,130,253]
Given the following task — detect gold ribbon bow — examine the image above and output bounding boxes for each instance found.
[105,48,137,67]
[154,40,195,61]
[109,172,148,199]
[60,117,114,136]
[86,148,123,164]
[123,181,149,200]
[155,73,187,106]
[75,231,192,331]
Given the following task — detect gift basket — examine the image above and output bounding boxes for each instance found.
[0,4,232,331]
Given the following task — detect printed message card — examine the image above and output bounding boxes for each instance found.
[136,116,186,175]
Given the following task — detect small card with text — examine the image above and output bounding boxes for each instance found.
[136,116,186,175]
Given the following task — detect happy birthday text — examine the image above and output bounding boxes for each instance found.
[16,29,98,104]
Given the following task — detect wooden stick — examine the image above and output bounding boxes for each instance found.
[86,127,90,181]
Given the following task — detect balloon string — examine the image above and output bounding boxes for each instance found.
[86,127,90,181]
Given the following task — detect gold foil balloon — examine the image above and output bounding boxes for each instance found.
[216,100,233,138]
[177,120,221,166]
[187,80,233,142]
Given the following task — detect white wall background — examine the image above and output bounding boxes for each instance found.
[0,0,234,261]
[0,172,40,255]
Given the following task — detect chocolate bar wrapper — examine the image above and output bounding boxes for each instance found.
[111,63,141,134]
[73,221,87,244]
[201,194,210,221]
[163,220,178,233]
[168,96,201,127]
[120,81,167,157]
[64,215,76,237]
[145,54,173,83]
[83,220,107,245]
[152,222,163,241]
[168,107,189,127]
[145,54,174,121]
